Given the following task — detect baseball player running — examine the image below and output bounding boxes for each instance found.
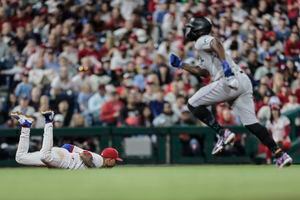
[11,111,122,169]
[169,17,292,167]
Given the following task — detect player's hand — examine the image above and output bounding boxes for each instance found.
[79,151,95,168]
[169,53,183,69]
[226,76,238,90]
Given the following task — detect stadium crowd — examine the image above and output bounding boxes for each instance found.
[0,0,299,141]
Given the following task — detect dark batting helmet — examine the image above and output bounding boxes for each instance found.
[184,17,212,41]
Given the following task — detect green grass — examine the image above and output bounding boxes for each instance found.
[0,165,299,200]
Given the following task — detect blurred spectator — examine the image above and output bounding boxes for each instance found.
[272,72,285,94]
[246,51,262,75]
[274,17,291,42]
[77,83,93,125]
[284,32,300,60]
[119,93,142,127]
[153,102,178,127]
[6,94,18,114]
[30,87,42,111]
[218,107,239,126]
[178,106,195,126]
[51,65,73,96]
[89,63,111,92]
[254,56,277,81]
[133,64,149,91]
[15,72,32,99]
[11,96,35,116]
[141,107,153,127]
[277,84,290,104]
[224,30,243,53]
[39,96,50,113]
[0,35,13,71]
[282,93,300,112]
[70,113,86,128]
[287,0,299,24]
[53,114,64,128]
[88,84,107,124]
[257,96,281,125]
[112,0,144,21]
[156,64,172,86]
[149,90,165,117]
[110,45,130,71]
[58,100,72,127]
[100,90,124,126]
[78,83,92,112]
[172,95,187,118]
[261,104,292,163]
[71,63,92,93]
[0,57,25,87]
[44,48,59,72]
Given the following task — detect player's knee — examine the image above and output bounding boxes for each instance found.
[187,102,195,113]
[187,103,205,115]
[15,153,25,164]
[187,98,196,108]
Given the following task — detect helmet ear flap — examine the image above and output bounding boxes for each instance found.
[184,26,201,41]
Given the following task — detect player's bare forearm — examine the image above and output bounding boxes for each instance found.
[210,38,235,79]
[210,38,226,60]
[182,63,209,77]
[79,151,95,168]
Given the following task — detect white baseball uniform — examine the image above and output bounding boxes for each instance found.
[15,123,103,169]
[187,35,258,125]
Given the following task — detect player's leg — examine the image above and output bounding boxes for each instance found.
[231,77,292,167]
[39,111,56,165]
[11,113,45,166]
[188,81,228,134]
[39,111,70,168]
[187,80,239,154]
[231,92,280,153]
[245,122,292,167]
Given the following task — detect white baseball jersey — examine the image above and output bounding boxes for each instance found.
[47,146,103,170]
[194,35,241,81]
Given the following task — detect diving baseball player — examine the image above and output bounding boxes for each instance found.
[169,17,292,167]
[11,111,122,169]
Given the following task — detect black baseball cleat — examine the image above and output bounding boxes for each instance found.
[41,110,54,123]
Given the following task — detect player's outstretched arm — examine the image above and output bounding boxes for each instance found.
[79,151,96,168]
[169,53,209,77]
